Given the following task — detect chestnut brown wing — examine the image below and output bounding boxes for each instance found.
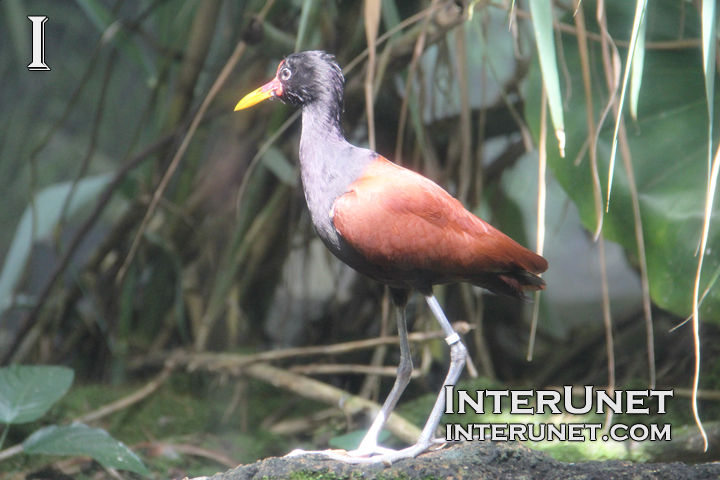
[332,157,547,281]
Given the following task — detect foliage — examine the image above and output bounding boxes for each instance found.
[0,365,149,476]
[0,0,719,469]
[22,424,148,475]
[527,0,720,321]
[0,174,114,316]
[0,366,74,427]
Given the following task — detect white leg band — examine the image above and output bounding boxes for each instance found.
[445,332,460,345]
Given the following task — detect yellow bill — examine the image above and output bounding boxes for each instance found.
[235,77,283,111]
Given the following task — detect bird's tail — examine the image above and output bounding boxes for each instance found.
[472,270,545,302]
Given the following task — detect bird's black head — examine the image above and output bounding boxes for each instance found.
[235,51,345,121]
[277,51,344,108]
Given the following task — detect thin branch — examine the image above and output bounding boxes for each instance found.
[394,0,441,163]
[243,363,421,444]
[500,3,701,50]
[289,364,422,377]
[138,442,238,468]
[617,121,655,389]
[454,20,472,202]
[364,0,381,151]
[359,288,391,400]
[590,0,655,391]
[57,50,118,244]
[527,84,548,362]
[0,444,22,462]
[574,1,605,240]
[131,322,473,372]
[594,1,617,433]
[73,364,174,424]
[266,408,338,435]
[343,3,447,74]
[690,142,720,453]
[598,234,615,430]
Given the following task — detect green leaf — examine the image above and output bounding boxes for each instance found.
[606,0,648,208]
[629,7,647,120]
[526,0,720,322]
[529,0,565,155]
[0,174,113,315]
[0,366,74,424]
[702,0,717,179]
[23,424,149,476]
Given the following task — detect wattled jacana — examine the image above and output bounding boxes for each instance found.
[235,51,548,464]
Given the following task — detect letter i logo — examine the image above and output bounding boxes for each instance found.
[28,16,50,71]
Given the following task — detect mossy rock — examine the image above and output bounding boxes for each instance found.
[199,441,720,480]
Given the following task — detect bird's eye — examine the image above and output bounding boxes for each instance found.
[279,67,292,81]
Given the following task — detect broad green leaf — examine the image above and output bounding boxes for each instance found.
[526,0,720,322]
[23,424,149,476]
[0,366,74,424]
[0,174,113,315]
[529,0,565,156]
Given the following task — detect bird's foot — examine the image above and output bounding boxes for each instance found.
[346,442,397,457]
[285,438,446,465]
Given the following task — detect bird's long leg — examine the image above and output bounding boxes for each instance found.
[349,305,414,456]
[413,295,467,445]
[288,294,466,464]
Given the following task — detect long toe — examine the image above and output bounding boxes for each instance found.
[325,441,433,464]
[285,448,344,458]
[347,444,397,457]
[285,445,398,461]
[284,439,435,465]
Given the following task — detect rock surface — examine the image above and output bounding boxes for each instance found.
[200,441,720,479]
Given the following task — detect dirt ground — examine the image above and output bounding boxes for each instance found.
[198,441,720,480]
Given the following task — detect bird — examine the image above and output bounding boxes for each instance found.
[235,50,548,464]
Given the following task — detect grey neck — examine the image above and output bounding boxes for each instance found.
[299,101,348,164]
[298,100,375,250]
